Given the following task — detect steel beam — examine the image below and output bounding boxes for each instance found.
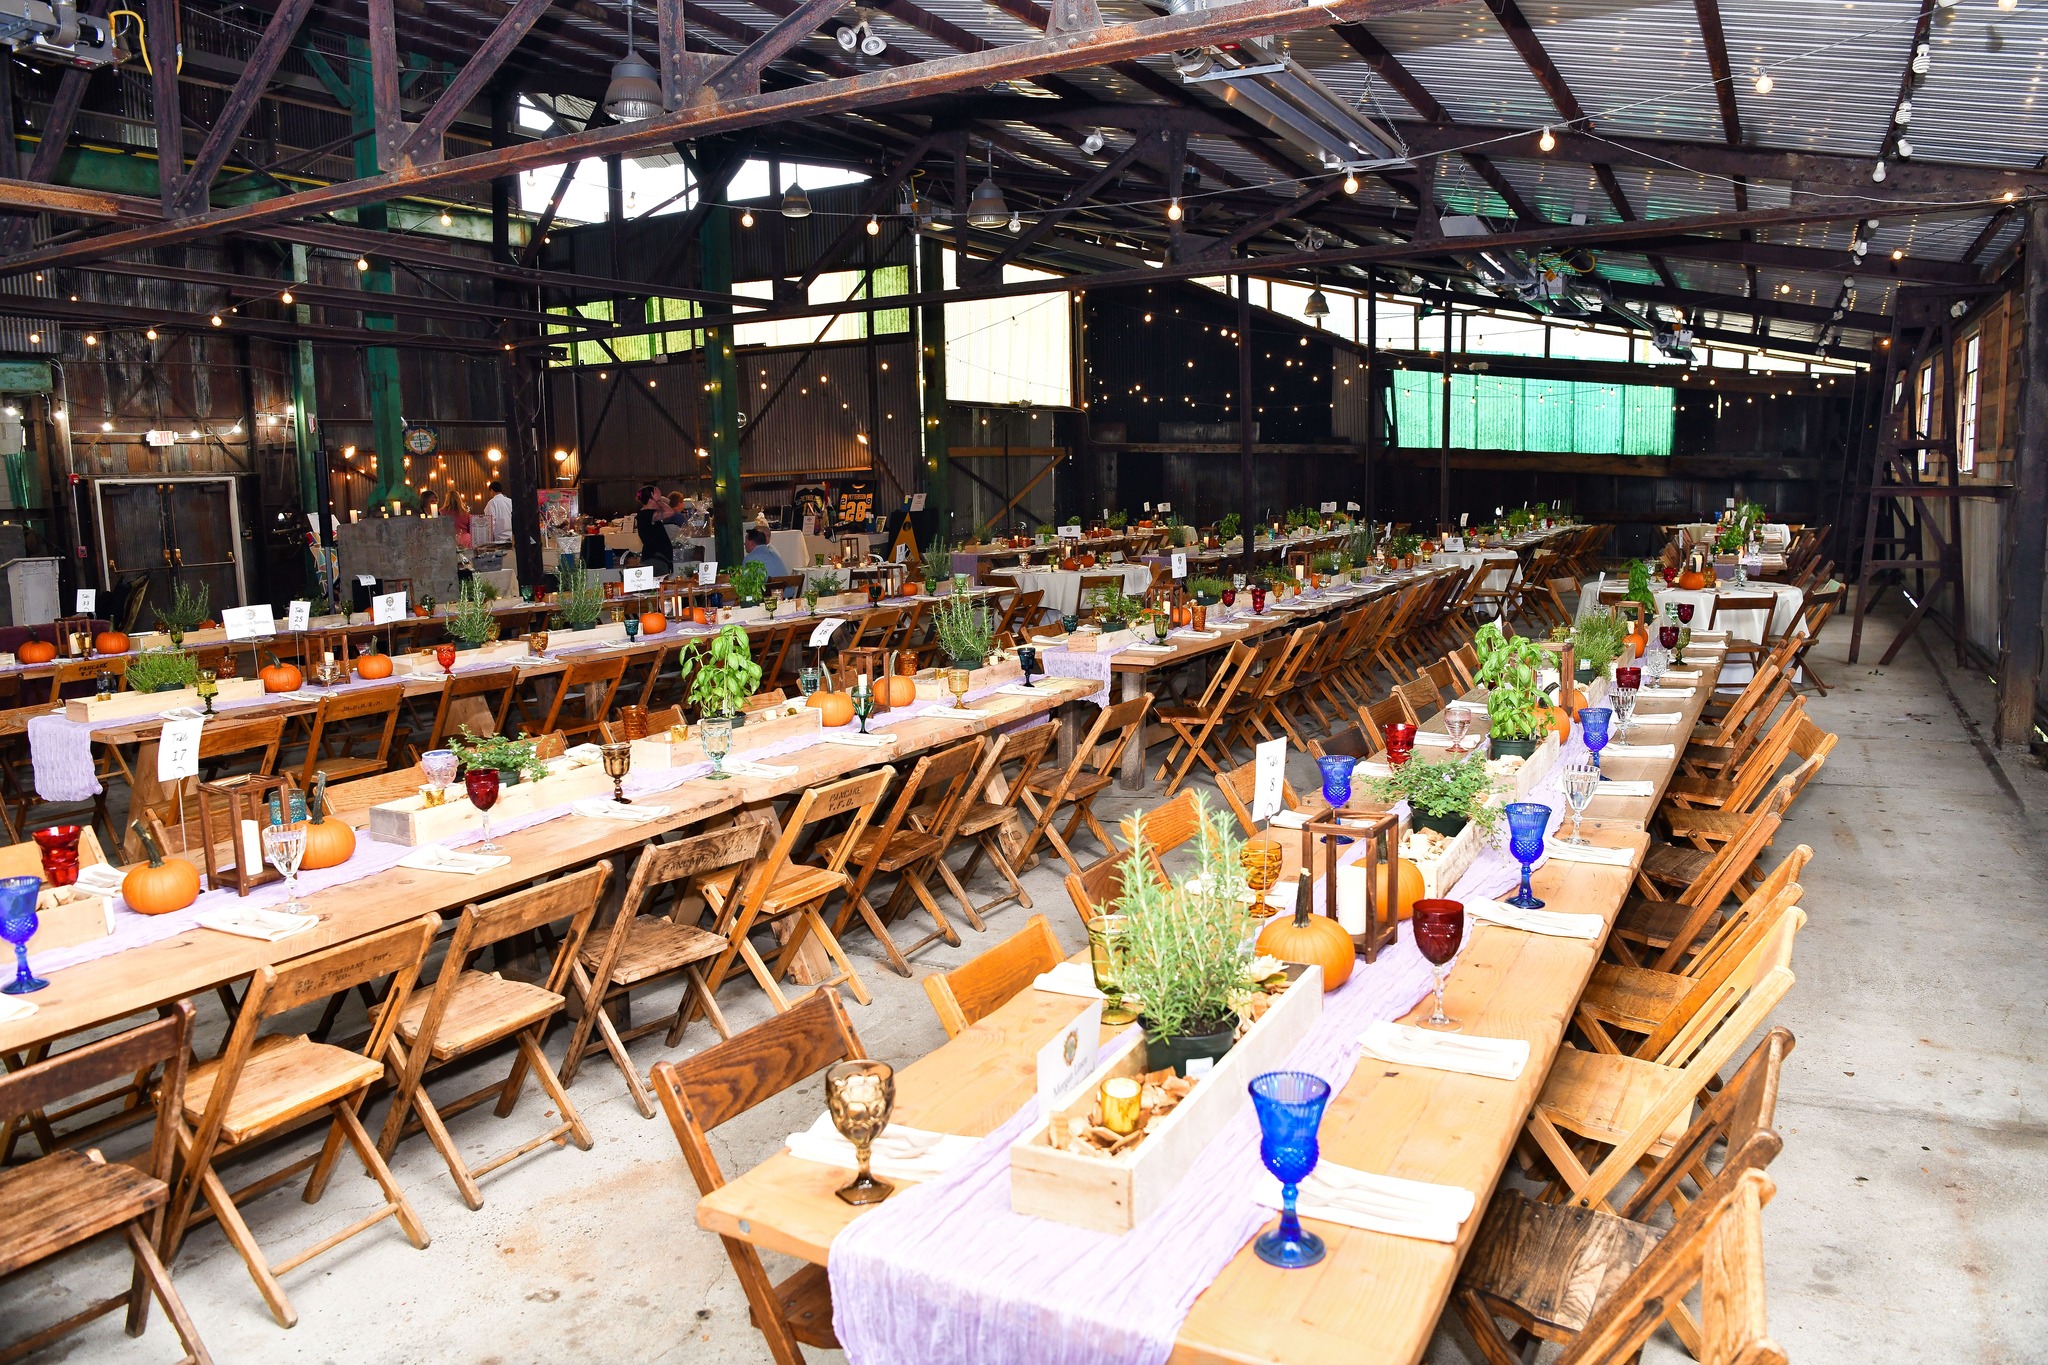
[710,0,850,97]
[145,0,182,211]
[1994,202,2048,747]
[397,0,557,166]
[173,0,318,214]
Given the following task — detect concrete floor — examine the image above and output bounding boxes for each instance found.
[7,609,2047,1363]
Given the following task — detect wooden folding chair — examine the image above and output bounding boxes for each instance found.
[1712,591,1780,675]
[753,622,801,692]
[559,823,766,1117]
[825,737,984,975]
[618,642,674,713]
[126,715,286,860]
[1394,675,1442,725]
[849,606,902,652]
[1288,604,1372,730]
[700,768,893,1010]
[322,763,426,815]
[0,1003,212,1365]
[411,667,518,760]
[1783,580,1841,695]
[1218,623,1324,753]
[652,989,863,1364]
[1357,692,1417,754]
[1458,1125,1786,1365]
[376,865,609,1209]
[938,722,1057,923]
[923,913,1065,1038]
[1116,789,1204,884]
[167,916,439,1328]
[1017,692,1152,877]
[532,653,626,742]
[1667,696,1806,818]
[1444,641,1481,694]
[1150,639,1262,794]
[1620,789,1786,972]
[294,684,404,786]
[1214,759,1312,839]
[995,588,1044,638]
[1525,907,1802,1214]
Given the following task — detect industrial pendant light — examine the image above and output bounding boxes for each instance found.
[781,176,812,218]
[966,143,1008,229]
[1304,270,1330,320]
[603,0,663,122]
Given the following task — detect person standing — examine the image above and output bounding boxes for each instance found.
[483,480,514,545]
[635,483,674,578]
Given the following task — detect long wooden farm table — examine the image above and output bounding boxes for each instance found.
[0,675,1099,1056]
[697,827,1651,1365]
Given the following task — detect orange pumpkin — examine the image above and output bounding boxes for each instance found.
[1367,855,1427,922]
[355,648,393,680]
[123,820,201,915]
[807,690,855,727]
[1676,568,1707,591]
[259,652,303,693]
[639,611,668,636]
[299,772,356,870]
[1256,873,1354,991]
[17,639,55,664]
[94,630,130,655]
[880,674,918,708]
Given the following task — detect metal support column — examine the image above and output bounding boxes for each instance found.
[1995,205,2048,748]
[700,200,743,564]
[916,233,952,545]
[1238,273,1255,576]
[347,37,410,510]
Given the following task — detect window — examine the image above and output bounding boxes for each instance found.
[942,251,1072,407]
[1388,372,1674,456]
[1915,362,1935,472]
[1959,335,1980,472]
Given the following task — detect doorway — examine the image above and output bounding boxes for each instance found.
[89,476,247,631]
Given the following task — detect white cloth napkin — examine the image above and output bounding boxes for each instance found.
[1602,742,1674,759]
[1628,712,1682,726]
[197,906,318,942]
[1685,644,1728,655]
[1588,779,1656,797]
[1360,1020,1530,1080]
[0,994,34,1022]
[1639,685,1694,698]
[1414,730,1457,748]
[1545,841,1637,867]
[1268,808,1311,830]
[1691,630,1729,642]
[1465,896,1605,940]
[1218,620,1253,631]
[923,706,985,720]
[1122,643,1176,654]
[1031,960,1105,999]
[724,759,799,778]
[1174,630,1221,641]
[75,863,128,896]
[997,683,1050,696]
[571,799,670,822]
[1661,669,1702,681]
[784,1113,980,1183]
[1255,1161,1475,1244]
[398,847,511,875]
[823,732,896,747]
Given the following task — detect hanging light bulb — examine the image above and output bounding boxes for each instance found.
[966,145,1008,228]
[1754,71,1774,95]
[439,210,453,226]
[280,290,294,304]
[1538,126,1556,152]
[1166,199,1183,222]
[1342,171,1359,194]
[356,257,370,271]
[83,333,96,346]
[1895,137,1913,159]
[866,215,880,236]
[1892,247,1905,261]
[145,327,157,340]
[209,313,223,326]
[603,0,664,121]
[1871,159,1887,183]
[26,332,37,345]
[740,208,755,228]
[781,180,812,218]
[1007,211,1021,233]
[1081,129,1105,155]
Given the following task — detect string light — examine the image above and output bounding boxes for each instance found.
[740,209,754,227]
[83,334,96,346]
[144,327,157,341]
[1538,126,1556,152]
[1342,172,1358,194]
[1754,72,1774,95]
[1166,199,1182,221]
[210,314,222,326]
[866,216,880,235]
[280,290,294,304]
[439,210,453,226]
[355,257,370,271]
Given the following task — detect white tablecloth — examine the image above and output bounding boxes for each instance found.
[1431,550,1518,592]
[1008,564,1155,617]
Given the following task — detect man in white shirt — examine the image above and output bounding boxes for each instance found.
[483,481,514,545]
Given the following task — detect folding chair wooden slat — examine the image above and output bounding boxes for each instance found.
[826,738,984,976]
[940,723,1057,923]
[1017,693,1153,878]
[295,684,404,786]
[923,914,1064,1037]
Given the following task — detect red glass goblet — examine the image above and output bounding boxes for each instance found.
[1383,721,1417,767]
[435,643,457,677]
[1675,602,1695,625]
[464,767,503,852]
[1410,898,1465,1030]
[1614,666,1642,690]
[1659,625,1680,651]
[32,825,81,887]
[1250,585,1267,614]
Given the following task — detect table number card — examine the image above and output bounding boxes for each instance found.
[74,588,95,614]
[622,565,657,591]
[1460,512,1469,527]
[1346,501,1360,511]
[1443,536,1465,552]
[809,617,846,648]
[222,605,275,641]
[1252,737,1287,823]
[158,717,204,783]
[1157,501,1172,513]
[1037,999,1103,1114]
[1059,524,1082,540]
[371,591,407,625]
[287,600,311,632]
[698,560,718,586]
[1171,553,1186,579]
[357,573,378,588]
[909,493,927,512]
[1320,501,1337,514]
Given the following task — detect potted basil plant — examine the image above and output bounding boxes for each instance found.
[1474,622,1549,759]
[679,623,763,724]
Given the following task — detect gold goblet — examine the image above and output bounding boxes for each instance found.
[1087,912,1139,1025]
[528,629,550,658]
[946,667,972,707]
[824,1060,896,1206]
[600,741,632,804]
[1240,837,1285,916]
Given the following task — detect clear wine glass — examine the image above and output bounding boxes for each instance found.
[263,821,308,914]
[1443,704,1472,753]
[1561,763,1599,846]
[421,748,459,804]
[700,715,733,779]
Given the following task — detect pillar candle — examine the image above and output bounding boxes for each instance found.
[240,818,262,880]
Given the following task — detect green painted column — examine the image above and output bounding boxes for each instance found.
[347,39,412,511]
[917,234,951,545]
[288,245,320,515]
[700,204,743,565]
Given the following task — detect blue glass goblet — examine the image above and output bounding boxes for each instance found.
[1316,754,1356,812]
[1251,1070,1331,1268]
[0,874,48,994]
[1579,706,1612,778]
[1504,802,1550,910]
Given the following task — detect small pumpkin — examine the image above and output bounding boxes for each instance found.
[807,690,855,727]
[123,819,202,915]
[94,630,131,655]
[1257,873,1355,991]
[880,674,918,708]
[299,772,356,870]
[17,639,55,664]
[259,652,303,693]
[355,647,394,680]
[639,611,668,636]
[1676,568,1707,591]
[1367,855,1427,922]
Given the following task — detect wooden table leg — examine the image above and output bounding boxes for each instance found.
[1118,671,1146,791]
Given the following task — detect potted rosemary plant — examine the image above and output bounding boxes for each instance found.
[127,648,198,694]
[1188,576,1229,608]
[920,539,949,597]
[1366,751,1501,839]
[678,623,762,722]
[551,560,605,633]
[447,578,500,650]
[1570,611,1627,684]
[154,581,211,648]
[1474,621,1549,759]
[934,593,995,670]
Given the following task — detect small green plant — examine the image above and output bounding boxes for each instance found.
[1386,531,1422,558]
[1625,559,1659,615]
[730,559,769,604]
[127,648,198,693]
[677,623,762,718]
[1087,585,1145,625]
[1036,523,1056,540]
[1111,795,1258,1042]
[1283,506,1316,530]
[1365,750,1501,841]
[1105,510,1128,531]
[1506,507,1535,531]
[1216,512,1241,544]
[934,592,995,667]
[1345,527,1377,567]
[553,560,604,630]
[446,577,500,646]
[452,726,548,783]
[154,581,211,637]
[807,571,843,598]
[920,537,950,595]
[1571,612,1628,678]
[1474,621,1548,741]
[1187,575,1230,604]
[1311,551,1341,575]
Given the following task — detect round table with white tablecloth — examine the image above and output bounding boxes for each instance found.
[1000,564,1155,617]
[1430,549,1519,592]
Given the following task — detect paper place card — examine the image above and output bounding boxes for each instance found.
[1360,1020,1530,1080]
[1032,960,1105,1000]
[1038,999,1103,1114]
[398,847,512,875]
[198,907,318,942]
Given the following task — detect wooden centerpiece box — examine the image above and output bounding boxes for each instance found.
[912,657,1023,700]
[64,677,267,723]
[1065,628,1136,655]
[1008,968,1324,1235]
[366,765,615,845]
[0,827,115,954]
